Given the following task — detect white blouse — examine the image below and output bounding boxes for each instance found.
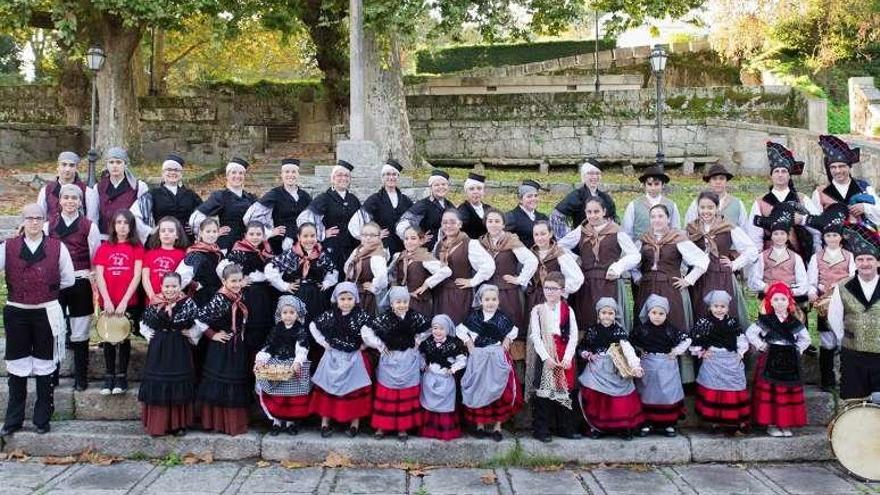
[528,302,578,363]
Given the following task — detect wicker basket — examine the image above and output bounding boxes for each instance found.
[254,362,295,382]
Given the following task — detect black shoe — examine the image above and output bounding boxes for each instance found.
[35,424,51,435]
[557,432,582,440]
[374,430,385,440]
[320,426,332,438]
[174,428,187,437]
[638,426,651,437]
[269,424,283,436]
[663,427,677,437]
[397,432,408,443]
[0,424,21,436]
[588,429,603,439]
[619,430,633,441]
[473,428,487,439]
[286,423,298,436]
[491,430,503,442]
[534,434,552,443]
[346,426,359,438]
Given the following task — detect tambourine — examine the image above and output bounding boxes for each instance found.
[96,314,132,344]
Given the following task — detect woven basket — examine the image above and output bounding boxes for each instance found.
[254,362,295,382]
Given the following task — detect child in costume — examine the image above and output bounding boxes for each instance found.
[418,314,467,441]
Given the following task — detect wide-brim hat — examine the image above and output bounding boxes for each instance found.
[638,165,670,184]
[702,163,734,182]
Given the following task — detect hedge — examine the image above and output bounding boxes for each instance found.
[415,39,617,74]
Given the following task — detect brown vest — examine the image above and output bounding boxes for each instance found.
[438,241,471,290]
[762,248,797,286]
[580,231,621,280]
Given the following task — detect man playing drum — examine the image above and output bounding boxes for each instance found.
[0,204,75,436]
[827,235,880,400]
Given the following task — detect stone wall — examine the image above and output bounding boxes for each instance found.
[849,77,880,137]
[0,86,66,125]
[408,86,808,165]
[0,123,85,166]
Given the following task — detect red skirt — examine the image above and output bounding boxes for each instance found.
[259,393,311,421]
[141,404,193,436]
[695,384,750,425]
[371,383,423,431]
[420,411,461,441]
[752,353,806,428]
[642,401,685,427]
[580,387,644,431]
[200,404,249,436]
[309,386,373,423]
[463,354,523,425]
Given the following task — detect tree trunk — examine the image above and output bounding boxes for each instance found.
[95,15,143,161]
[301,0,349,113]
[363,32,414,167]
[56,43,88,127]
[153,28,168,95]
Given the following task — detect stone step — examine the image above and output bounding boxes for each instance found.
[0,339,149,380]
[0,420,833,465]
[0,378,75,420]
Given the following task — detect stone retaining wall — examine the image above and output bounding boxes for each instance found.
[0,123,85,166]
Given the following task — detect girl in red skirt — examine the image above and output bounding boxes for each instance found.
[457,284,522,441]
[418,314,467,441]
[142,216,188,303]
[309,282,374,438]
[577,297,644,440]
[255,295,311,436]
[138,272,199,436]
[746,282,810,437]
[689,290,750,435]
[630,294,691,437]
[367,286,431,441]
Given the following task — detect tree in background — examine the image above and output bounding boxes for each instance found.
[0,33,22,83]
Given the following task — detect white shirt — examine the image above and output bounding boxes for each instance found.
[471,203,485,219]
[387,252,452,289]
[534,248,584,296]
[163,183,179,195]
[343,251,389,295]
[528,302,578,363]
[0,234,76,304]
[828,275,880,344]
[558,222,641,277]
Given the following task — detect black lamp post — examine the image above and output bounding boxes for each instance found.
[86,45,105,187]
[649,44,668,170]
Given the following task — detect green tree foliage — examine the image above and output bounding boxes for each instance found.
[0,34,22,76]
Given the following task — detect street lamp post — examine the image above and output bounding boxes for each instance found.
[649,44,668,170]
[85,45,105,187]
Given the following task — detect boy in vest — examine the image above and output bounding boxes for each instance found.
[827,236,880,400]
[36,151,99,224]
[621,166,681,240]
[0,204,75,436]
[747,203,810,304]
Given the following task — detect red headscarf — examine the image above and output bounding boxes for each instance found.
[763,281,796,315]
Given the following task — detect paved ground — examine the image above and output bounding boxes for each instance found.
[1,460,877,495]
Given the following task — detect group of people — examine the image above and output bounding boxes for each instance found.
[1,133,879,444]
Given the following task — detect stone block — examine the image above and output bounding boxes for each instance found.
[588,467,683,495]
[417,468,500,495]
[506,468,587,494]
[44,462,155,494]
[141,464,240,494]
[0,459,73,494]
[73,382,142,420]
[328,468,407,495]
[687,426,833,462]
[672,464,774,495]
[520,434,691,464]
[0,378,74,420]
[2,420,261,460]
[238,466,324,494]
[757,464,861,494]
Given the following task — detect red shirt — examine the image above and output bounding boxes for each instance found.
[94,242,145,308]
[143,247,186,294]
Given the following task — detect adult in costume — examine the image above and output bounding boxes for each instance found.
[190,157,257,252]
[244,158,312,254]
[550,159,616,238]
[0,204,74,436]
[458,173,491,239]
[684,162,749,230]
[396,169,451,251]
[504,180,549,249]
[36,151,98,224]
[132,153,202,243]
[621,166,681,241]
[95,147,148,240]
[348,159,412,257]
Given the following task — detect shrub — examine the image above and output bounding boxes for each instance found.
[415,39,617,74]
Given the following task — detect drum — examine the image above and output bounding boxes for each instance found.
[96,314,132,344]
[828,401,880,481]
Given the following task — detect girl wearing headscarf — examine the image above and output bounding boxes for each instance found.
[433,208,495,324]
[343,221,388,315]
[746,282,810,437]
[308,282,376,438]
[369,287,431,441]
[577,297,644,440]
[138,272,200,437]
[456,284,522,441]
[95,147,149,240]
[418,314,467,441]
[689,290,750,435]
[479,209,538,334]
[265,222,338,322]
[559,197,640,331]
[525,271,579,442]
[194,263,252,436]
[254,295,311,436]
[630,295,691,437]
[387,226,452,316]
[525,221,583,316]
[189,157,256,252]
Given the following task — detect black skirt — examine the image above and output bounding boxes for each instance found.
[243,281,276,352]
[138,330,195,406]
[196,336,253,408]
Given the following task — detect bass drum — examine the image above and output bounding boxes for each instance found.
[828,401,880,481]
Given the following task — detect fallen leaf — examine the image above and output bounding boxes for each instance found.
[410,467,429,477]
[42,456,77,465]
[321,451,353,468]
[280,459,308,469]
[480,471,498,485]
[182,454,200,466]
[77,449,122,466]
[533,464,563,472]
[255,460,271,468]
[198,452,214,464]
[1,449,29,461]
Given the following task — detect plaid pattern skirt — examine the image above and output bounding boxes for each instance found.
[695,384,750,425]
[752,353,806,428]
[371,384,423,431]
[579,387,644,431]
[420,411,462,441]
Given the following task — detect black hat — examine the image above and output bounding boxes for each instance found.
[430,169,450,180]
[385,158,403,172]
[281,158,300,167]
[165,153,185,167]
[702,163,734,182]
[819,135,860,167]
[638,165,670,184]
[521,179,545,190]
[229,157,249,169]
[336,160,354,171]
[467,172,486,183]
[766,142,803,176]
[753,202,798,233]
[806,202,848,233]
[845,228,880,259]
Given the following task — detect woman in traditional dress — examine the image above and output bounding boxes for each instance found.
[686,191,757,325]
[525,221,583,316]
[138,272,199,437]
[343,222,388,315]
[194,264,252,436]
[559,198,640,331]
[387,227,451,317]
[689,290,750,435]
[630,295,690,437]
[746,282,810,437]
[433,208,495,324]
[243,158,312,254]
[456,284,522,441]
[254,295,311,436]
[418,314,467,441]
[189,158,257,252]
[309,282,375,438]
[525,272,579,442]
[577,297,644,440]
[479,209,537,333]
[395,169,451,251]
[369,286,431,441]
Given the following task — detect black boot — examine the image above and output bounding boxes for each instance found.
[73,341,89,391]
[1,375,27,436]
[34,374,54,432]
[101,343,116,395]
[50,367,60,388]
[819,347,837,391]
